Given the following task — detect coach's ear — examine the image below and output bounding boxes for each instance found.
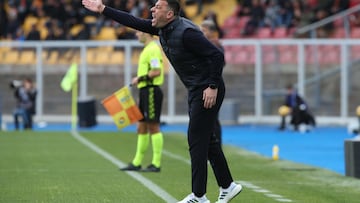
[167,10,174,19]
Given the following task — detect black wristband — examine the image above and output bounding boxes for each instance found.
[138,75,150,82]
[209,84,217,89]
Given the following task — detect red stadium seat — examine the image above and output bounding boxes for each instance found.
[350,0,360,7]
[262,45,277,64]
[277,45,297,64]
[223,28,242,38]
[331,27,346,38]
[279,48,297,64]
[233,50,254,65]
[236,16,250,29]
[273,27,288,38]
[319,45,340,65]
[333,18,344,27]
[263,50,277,64]
[256,27,272,38]
[351,27,360,38]
[222,16,238,29]
[350,45,360,60]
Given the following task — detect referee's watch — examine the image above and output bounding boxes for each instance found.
[209,84,217,89]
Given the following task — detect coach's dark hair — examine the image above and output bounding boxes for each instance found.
[166,0,180,16]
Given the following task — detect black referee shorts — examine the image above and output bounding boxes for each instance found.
[138,86,163,123]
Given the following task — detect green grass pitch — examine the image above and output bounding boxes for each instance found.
[1,130,360,202]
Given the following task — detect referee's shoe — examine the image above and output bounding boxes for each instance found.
[120,163,141,171]
[141,164,160,172]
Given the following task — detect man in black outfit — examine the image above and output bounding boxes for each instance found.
[279,84,316,131]
[12,78,37,130]
[82,0,242,202]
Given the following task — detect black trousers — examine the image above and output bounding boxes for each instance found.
[187,82,233,197]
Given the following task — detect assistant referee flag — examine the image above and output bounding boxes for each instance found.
[102,86,143,129]
[60,63,78,92]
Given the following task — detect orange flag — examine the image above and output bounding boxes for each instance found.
[102,86,143,129]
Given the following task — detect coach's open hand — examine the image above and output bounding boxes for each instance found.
[82,0,105,13]
[203,87,217,109]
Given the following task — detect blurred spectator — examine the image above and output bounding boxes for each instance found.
[6,0,357,41]
[330,0,350,14]
[200,20,223,50]
[291,0,306,27]
[314,0,332,11]
[15,0,31,25]
[74,24,91,40]
[311,9,333,37]
[278,0,294,28]
[116,25,136,40]
[43,0,66,24]
[6,4,21,39]
[28,0,44,17]
[138,0,152,19]
[237,0,253,17]
[26,23,41,40]
[196,0,204,15]
[15,27,26,41]
[125,0,140,17]
[263,0,281,32]
[0,1,7,38]
[304,0,318,10]
[11,77,37,130]
[278,84,316,132]
[203,10,224,38]
[241,0,265,36]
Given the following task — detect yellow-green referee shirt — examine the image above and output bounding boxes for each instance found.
[137,41,164,88]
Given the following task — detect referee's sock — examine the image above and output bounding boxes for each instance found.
[132,133,150,166]
[151,132,163,168]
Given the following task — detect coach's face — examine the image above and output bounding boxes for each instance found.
[150,0,175,28]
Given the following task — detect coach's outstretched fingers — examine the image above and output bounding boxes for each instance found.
[82,0,105,13]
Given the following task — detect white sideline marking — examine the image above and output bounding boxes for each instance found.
[240,181,293,202]
[162,149,191,164]
[162,150,294,202]
[71,131,178,203]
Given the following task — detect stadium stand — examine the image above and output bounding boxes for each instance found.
[95,27,117,40]
[18,50,36,65]
[2,0,360,68]
[2,50,19,65]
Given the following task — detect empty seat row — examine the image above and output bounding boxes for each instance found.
[224,45,360,65]
[0,49,141,66]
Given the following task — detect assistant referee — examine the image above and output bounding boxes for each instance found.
[121,30,164,173]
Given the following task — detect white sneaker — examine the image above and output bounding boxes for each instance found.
[177,193,210,203]
[215,182,242,203]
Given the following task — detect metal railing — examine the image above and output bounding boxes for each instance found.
[1,39,360,125]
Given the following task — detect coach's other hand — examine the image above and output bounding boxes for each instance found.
[203,87,217,109]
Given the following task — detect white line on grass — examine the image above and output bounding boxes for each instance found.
[162,149,294,202]
[240,181,293,202]
[71,130,178,203]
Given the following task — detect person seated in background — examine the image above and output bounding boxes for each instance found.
[12,78,37,130]
[25,24,41,41]
[278,84,316,132]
